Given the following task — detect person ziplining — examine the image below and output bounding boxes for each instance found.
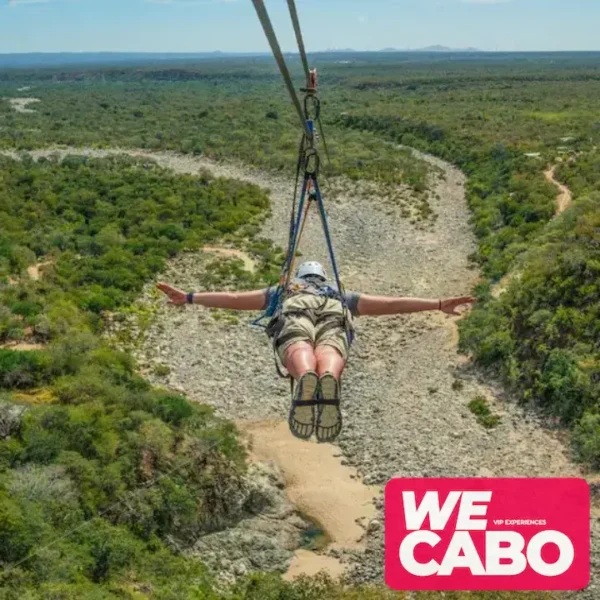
[157,0,475,443]
[158,269,474,443]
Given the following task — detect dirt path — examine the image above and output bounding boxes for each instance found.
[4,147,595,594]
[545,164,573,215]
[26,260,53,281]
[491,164,573,299]
[0,342,45,351]
[201,246,256,273]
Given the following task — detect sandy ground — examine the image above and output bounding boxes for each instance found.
[7,98,41,114]
[26,260,53,281]
[241,420,380,549]
[202,246,256,273]
[284,550,346,581]
[241,420,380,579]
[0,342,45,351]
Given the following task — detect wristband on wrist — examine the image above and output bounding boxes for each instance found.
[186,292,195,305]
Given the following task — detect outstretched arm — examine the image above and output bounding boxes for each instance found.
[157,282,267,311]
[357,294,475,317]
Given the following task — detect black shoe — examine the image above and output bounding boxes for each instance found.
[315,373,342,443]
[288,371,319,440]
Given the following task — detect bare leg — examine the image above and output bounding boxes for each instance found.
[283,341,317,380]
[315,345,346,379]
[284,341,319,440]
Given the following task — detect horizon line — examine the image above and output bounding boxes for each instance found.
[2,49,600,55]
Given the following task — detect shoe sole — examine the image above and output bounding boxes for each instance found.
[289,372,318,440]
[316,374,342,443]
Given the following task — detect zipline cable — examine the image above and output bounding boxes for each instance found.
[251,0,311,137]
[287,0,331,166]
[286,0,311,89]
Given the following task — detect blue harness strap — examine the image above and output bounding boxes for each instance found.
[251,284,282,327]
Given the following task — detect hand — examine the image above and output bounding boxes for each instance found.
[440,296,476,316]
[157,282,187,306]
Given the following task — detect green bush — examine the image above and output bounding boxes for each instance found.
[0,154,275,345]
[0,153,266,594]
[468,396,501,430]
[152,392,194,426]
[229,572,558,600]
[0,350,50,390]
[461,194,600,459]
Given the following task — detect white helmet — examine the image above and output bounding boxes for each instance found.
[296,261,327,282]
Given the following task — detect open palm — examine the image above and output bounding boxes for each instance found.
[441,296,476,316]
[157,282,187,306]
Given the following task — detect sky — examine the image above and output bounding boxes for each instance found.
[0,0,599,54]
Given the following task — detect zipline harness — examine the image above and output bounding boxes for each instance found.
[250,0,351,356]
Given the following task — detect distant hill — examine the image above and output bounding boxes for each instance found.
[0,52,268,69]
[380,45,482,53]
[2,49,598,70]
[417,45,481,52]
[321,48,357,54]
[0,49,487,69]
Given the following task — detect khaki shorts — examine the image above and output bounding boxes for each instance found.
[272,293,353,362]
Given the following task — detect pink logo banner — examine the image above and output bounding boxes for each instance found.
[385,478,590,591]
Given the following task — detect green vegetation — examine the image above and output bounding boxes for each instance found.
[0,71,430,195]
[0,154,280,596]
[4,55,593,277]
[460,195,600,458]
[468,396,502,430]
[451,379,464,392]
[0,357,247,598]
[229,574,558,600]
[0,154,277,342]
[556,153,600,196]
[300,55,599,462]
[152,363,171,378]
[336,92,561,279]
